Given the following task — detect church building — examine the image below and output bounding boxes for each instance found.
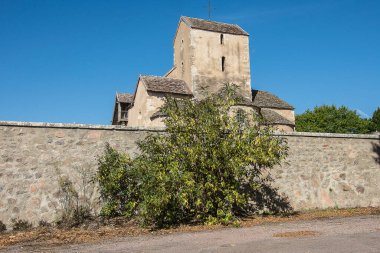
[112,16,295,132]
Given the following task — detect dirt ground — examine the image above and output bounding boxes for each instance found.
[1,207,380,251]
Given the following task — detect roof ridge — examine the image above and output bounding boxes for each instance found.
[181,16,242,28]
[139,75,192,96]
[141,75,185,81]
[252,89,294,110]
[180,16,249,36]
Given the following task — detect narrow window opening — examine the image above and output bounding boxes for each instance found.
[236,109,247,126]
[221,56,225,72]
[220,34,224,44]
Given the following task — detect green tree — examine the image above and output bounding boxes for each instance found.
[96,143,139,217]
[372,107,380,132]
[296,105,374,134]
[134,85,289,227]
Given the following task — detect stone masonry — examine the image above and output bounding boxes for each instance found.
[0,121,379,227]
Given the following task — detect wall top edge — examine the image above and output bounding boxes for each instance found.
[0,121,166,132]
[0,121,379,139]
[274,131,380,140]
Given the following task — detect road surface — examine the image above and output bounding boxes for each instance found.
[3,215,380,253]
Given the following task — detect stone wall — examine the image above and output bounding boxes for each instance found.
[0,121,163,227]
[272,132,380,210]
[0,121,379,227]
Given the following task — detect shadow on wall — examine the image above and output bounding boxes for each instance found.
[238,175,293,215]
[373,140,380,164]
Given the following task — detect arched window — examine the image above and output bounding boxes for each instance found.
[220,34,224,44]
[221,56,225,72]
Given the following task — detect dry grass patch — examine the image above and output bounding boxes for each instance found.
[273,230,320,238]
[1,207,379,249]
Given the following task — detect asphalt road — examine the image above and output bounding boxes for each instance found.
[4,215,380,253]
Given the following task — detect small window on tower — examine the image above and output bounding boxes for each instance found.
[221,56,225,72]
[220,34,224,44]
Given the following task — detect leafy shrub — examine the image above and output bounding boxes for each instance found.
[11,218,32,231]
[0,221,6,233]
[134,85,289,227]
[96,143,139,218]
[96,85,290,227]
[38,220,51,228]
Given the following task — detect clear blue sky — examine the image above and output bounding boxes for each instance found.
[1,0,379,124]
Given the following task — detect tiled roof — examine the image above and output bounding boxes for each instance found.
[261,108,295,126]
[181,16,249,36]
[150,111,167,119]
[140,75,193,95]
[252,90,294,110]
[116,93,134,103]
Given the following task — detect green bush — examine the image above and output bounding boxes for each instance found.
[96,85,289,227]
[134,85,288,227]
[38,220,51,228]
[0,221,6,233]
[11,218,32,231]
[96,143,139,218]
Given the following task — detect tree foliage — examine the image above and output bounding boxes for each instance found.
[133,86,289,226]
[296,105,374,134]
[96,143,139,217]
[372,107,380,132]
[96,86,290,227]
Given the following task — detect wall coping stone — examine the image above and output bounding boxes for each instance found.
[0,121,165,132]
[0,121,379,139]
[275,131,380,140]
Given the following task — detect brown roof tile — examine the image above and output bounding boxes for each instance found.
[252,90,294,110]
[140,75,193,95]
[181,16,249,36]
[261,108,295,126]
[116,93,134,103]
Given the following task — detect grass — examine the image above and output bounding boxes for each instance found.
[1,207,379,249]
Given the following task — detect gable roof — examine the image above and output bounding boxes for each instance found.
[140,75,193,95]
[180,16,249,36]
[261,108,295,126]
[116,93,134,103]
[252,90,294,110]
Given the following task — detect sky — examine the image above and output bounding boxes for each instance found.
[0,0,379,124]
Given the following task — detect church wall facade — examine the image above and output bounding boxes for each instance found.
[173,21,193,87]
[1,121,378,227]
[128,81,164,127]
[190,29,251,100]
[128,83,189,128]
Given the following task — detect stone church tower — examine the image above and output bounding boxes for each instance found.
[112,16,295,132]
[165,16,251,101]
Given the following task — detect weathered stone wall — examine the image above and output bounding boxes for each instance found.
[0,121,379,227]
[272,132,380,210]
[0,121,164,227]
